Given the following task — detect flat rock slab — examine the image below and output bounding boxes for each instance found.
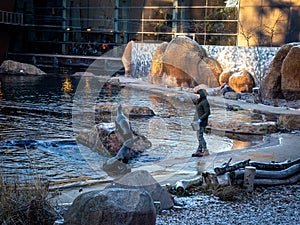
[95,103,155,119]
[208,120,277,135]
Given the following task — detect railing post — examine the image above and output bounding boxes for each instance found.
[0,10,23,25]
[62,0,67,54]
[172,0,178,37]
[114,0,120,44]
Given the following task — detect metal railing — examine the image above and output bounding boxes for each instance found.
[0,10,23,25]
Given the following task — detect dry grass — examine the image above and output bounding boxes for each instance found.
[0,173,56,225]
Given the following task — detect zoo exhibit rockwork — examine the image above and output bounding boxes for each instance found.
[130,42,279,81]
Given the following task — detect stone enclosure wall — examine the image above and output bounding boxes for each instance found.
[131,42,279,86]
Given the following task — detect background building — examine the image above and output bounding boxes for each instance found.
[0,1,22,62]
[238,0,300,46]
[1,0,299,61]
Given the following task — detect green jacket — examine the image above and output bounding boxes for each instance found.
[195,89,210,127]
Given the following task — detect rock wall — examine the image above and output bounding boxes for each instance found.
[130,43,279,86]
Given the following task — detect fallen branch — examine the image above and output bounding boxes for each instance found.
[173,176,203,195]
[233,163,300,180]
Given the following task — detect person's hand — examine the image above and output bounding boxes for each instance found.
[198,119,202,124]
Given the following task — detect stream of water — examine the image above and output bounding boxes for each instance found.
[0,73,264,184]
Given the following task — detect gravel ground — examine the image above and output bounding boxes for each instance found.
[156,184,300,225]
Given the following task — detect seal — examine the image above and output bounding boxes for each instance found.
[115,104,133,140]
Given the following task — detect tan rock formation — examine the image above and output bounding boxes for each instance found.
[162,36,205,87]
[162,36,221,88]
[261,42,300,100]
[281,45,300,100]
[202,57,223,85]
[149,42,168,84]
[219,70,234,84]
[229,69,255,93]
[122,40,134,77]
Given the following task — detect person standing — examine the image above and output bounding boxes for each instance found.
[192,89,211,157]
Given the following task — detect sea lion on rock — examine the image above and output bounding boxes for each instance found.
[106,138,134,164]
[115,104,133,140]
[103,105,135,176]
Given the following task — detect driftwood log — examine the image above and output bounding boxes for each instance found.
[214,158,300,188]
[173,176,203,195]
[215,158,300,175]
[233,163,300,180]
[234,173,300,186]
[168,158,300,197]
[249,158,300,171]
[214,159,250,175]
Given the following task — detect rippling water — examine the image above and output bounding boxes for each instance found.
[0,73,92,182]
[0,73,263,184]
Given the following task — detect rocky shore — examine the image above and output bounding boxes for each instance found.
[156,184,300,225]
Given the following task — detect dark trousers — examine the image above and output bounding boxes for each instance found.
[197,126,207,151]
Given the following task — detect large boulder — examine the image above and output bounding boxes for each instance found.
[149,42,168,84]
[261,42,300,100]
[281,45,300,100]
[106,170,174,210]
[0,60,46,75]
[64,188,156,225]
[202,57,223,85]
[219,70,233,84]
[122,41,134,77]
[228,69,255,93]
[161,36,220,88]
[162,36,204,87]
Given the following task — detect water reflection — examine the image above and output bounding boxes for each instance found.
[232,140,252,150]
[84,77,92,94]
[62,75,73,94]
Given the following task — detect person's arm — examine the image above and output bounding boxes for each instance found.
[199,101,210,120]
